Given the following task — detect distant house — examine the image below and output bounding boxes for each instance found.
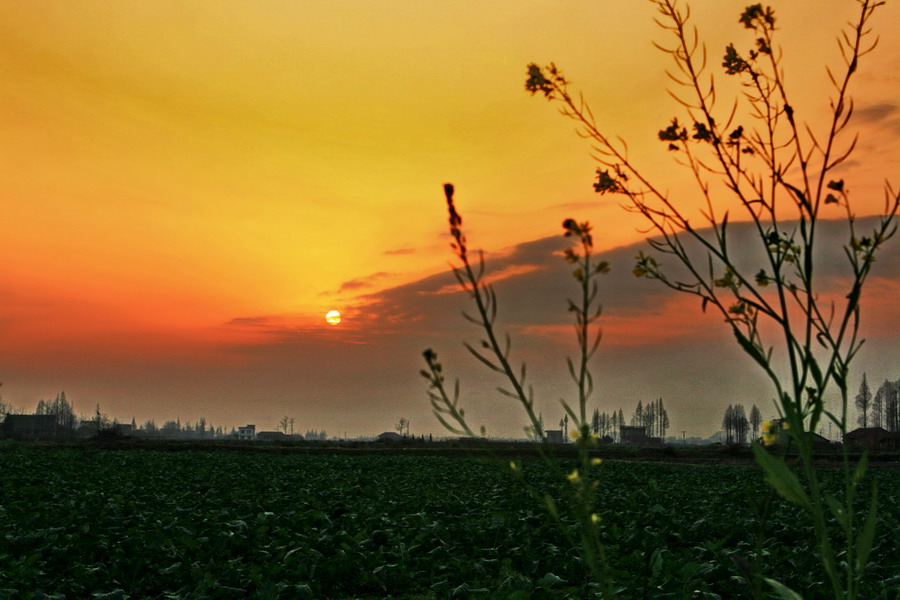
[237,424,256,441]
[257,431,287,441]
[1,414,59,439]
[620,425,660,446]
[75,419,99,439]
[544,429,564,444]
[113,423,133,436]
[376,431,402,442]
[845,427,900,451]
[768,419,835,449]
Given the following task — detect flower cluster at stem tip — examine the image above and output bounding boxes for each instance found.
[761,420,782,447]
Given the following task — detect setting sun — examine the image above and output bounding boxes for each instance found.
[325,310,342,325]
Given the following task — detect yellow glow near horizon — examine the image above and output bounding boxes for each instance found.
[325,310,342,325]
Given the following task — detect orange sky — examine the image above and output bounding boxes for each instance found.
[1,1,898,437]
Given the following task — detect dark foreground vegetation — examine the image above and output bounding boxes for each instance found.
[1,444,898,599]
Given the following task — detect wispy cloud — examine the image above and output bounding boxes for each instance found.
[854,102,899,123]
[337,272,392,293]
[853,102,900,134]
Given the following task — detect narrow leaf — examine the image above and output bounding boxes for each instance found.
[851,451,869,489]
[764,578,804,600]
[855,483,878,573]
[752,443,811,509]
[823,493,848,529]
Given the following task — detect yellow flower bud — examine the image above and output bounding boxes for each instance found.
[566,469,581,483]
[591,457,603,466]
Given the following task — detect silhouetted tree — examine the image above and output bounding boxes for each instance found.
[92,403,112,432]
[278,415,290,434]
[855,374,871,428]
[305,429,327,441]
[722,404,749,445]
[749,405,762,440]
[655,398,670,439]
[871,383,885,429]
[734,405,749,445]
[722,404,734,444]
[642,401,656,435]
[878,379,900,432]
[631,401,643,427]
[0,382,10,417]
[35,391,77,430]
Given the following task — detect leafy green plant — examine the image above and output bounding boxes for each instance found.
[3,447,899,598]
[525,1,898,598]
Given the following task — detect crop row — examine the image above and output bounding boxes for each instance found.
[0,446,897,599]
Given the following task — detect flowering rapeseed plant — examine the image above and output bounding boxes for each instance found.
[527,2,895,598]
[422,185,614,594]
[761,420,779,447]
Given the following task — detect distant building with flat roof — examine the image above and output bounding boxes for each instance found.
[544,429,564,444]
[620,425,661,446]
[1,414,59,439]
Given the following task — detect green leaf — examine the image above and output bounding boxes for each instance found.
[808,360,824,389]
[538,572,565,589]
[764,578,804,600]
[855,483,878,573]
[752,443,811,509]
[91,591,130,600]
[733,329,769,369]
[543,494,560,520]
[823,493,848,529]
[852,451,869,489]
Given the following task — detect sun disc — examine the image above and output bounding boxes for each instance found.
[325,310,341,325]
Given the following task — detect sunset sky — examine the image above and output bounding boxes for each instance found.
[1,1,898,438]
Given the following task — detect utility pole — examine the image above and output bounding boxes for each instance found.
[682,431,686,446]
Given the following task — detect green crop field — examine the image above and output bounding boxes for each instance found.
[1,445,897,599]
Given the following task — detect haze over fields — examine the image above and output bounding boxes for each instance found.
[1,1,898,438]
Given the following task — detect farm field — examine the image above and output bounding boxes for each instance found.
[1,445,898,599]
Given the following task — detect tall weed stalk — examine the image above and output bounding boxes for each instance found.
[525,1,897,598]
[421,183,614,593]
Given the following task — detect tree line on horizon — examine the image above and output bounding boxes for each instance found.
[0,390,332,441]
[721,403,763,446]
[587,397,671,442]
[855,374,900,431]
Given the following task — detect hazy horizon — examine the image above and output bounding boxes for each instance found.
[3,219,898,439]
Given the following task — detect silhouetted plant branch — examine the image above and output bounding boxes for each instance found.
[527,1,897,598]
[422,183,614,593]
[423,183,543,441]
